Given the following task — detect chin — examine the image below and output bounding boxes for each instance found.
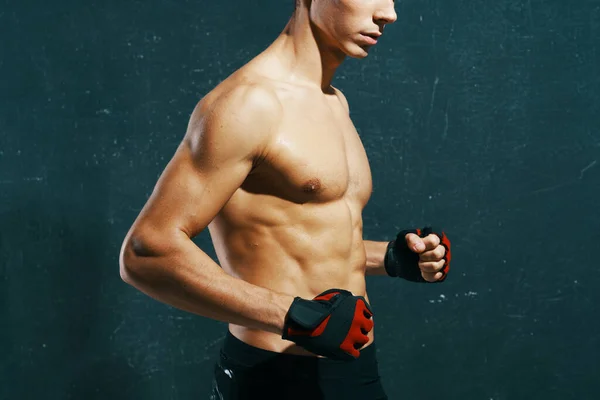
[345,44,371,59]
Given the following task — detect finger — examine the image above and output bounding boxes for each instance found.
[353,337,369,351]
[361,315,374,333]
[419,259,446,273]
[357,297,373,316]
[418,245,446,262]
[421,271,444,282]
[348,347,360,358]
[405,233,426,253]
[421,234,441,251]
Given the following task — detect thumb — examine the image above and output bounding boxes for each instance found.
[404,233,426,253]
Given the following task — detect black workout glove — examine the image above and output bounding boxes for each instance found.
[384,226,452,283]
[282,289,373,361]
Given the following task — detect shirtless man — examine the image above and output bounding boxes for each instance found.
[119,0,451,398]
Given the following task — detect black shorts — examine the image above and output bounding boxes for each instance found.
[210,332,388,400]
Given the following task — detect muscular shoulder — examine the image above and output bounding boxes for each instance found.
[185,82,283,164]
[331,86,350,114]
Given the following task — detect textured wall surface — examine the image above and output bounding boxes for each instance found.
[2,0,599,398]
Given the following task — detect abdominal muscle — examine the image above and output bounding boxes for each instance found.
[208,193,374,356]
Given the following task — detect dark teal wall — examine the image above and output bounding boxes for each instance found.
[2,0,599,398]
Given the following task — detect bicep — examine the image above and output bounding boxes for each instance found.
[129,85,280,247]
[134,139,253,241]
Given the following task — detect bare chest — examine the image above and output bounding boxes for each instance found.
[244,97,372,205]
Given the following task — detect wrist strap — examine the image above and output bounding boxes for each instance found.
[384,229,422,281]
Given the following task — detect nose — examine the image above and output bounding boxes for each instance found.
[374,1,397,25]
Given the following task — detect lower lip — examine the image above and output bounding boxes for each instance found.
[361,35,378,45]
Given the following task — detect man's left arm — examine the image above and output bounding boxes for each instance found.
[364,240,389,276]
[363,229,452,283]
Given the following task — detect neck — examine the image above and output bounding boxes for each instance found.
[267,7,346,91]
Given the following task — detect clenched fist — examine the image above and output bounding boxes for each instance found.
[384,227,452,283]
[404,231,449,282]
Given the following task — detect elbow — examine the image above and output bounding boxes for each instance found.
[119,240,139,285]
[119,234,142,285]
[119,230,163,285]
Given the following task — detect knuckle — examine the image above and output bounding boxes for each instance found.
[429,234,441,247]
[420,260,444,272]
[420,261,443,272]
[420,262,430,272]
[436,246,446,258]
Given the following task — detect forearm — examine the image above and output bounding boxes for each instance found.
[363,240,390,276]
[120,232,295,335]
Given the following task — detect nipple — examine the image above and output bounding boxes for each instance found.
[302,178,322,193]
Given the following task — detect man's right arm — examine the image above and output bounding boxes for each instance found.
[119,85,295,335]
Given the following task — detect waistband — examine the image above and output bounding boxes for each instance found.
[219,331,380,378]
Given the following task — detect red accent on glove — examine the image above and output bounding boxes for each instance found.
[339,299,373,358]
